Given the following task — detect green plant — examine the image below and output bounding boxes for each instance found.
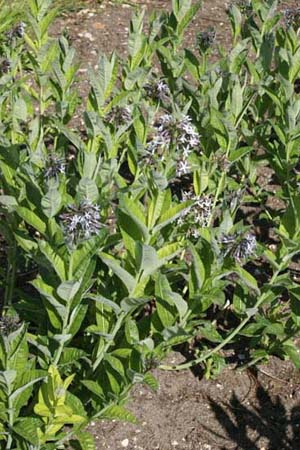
[1,0,300,448]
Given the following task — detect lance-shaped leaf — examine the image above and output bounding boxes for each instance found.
[99,252,135,293]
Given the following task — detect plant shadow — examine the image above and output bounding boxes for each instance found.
[208,383,300,450]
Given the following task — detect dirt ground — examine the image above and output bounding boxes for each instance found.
[52,1,300,449]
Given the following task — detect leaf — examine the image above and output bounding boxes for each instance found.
[87,294,121,314]
[120,297,149,313]
[57,281,81,302]
[235,267,260,294]
[59,348,86,367]
[77,177,99,203]
[153,201,192,233]
[38,240,66,281]
[143,372,159,391]
[81,380,104,399]
[147,190,166,229]
[16,206,46,235]
[189,244,206,294]
[99,252,135,293]
[155,274,177,327]
[136,243,160,278]
[74,431,96,450]
[41,186,62,218]
[70,232,106,279]
[13,417,42,445]
[98,405,137,423]
[13,97,27,121]
[10,375,46,402]
[118,196,149,242]
[0,195,18,207]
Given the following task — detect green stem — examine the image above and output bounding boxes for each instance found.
[4,242,17,311]
[5,394,14,449]
[159,266,283,371]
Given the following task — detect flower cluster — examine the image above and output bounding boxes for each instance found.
[233,232,256,263]
[106,105,131,126]
[6,22,26,41]
[0,315,21,336]
[0,59,11,75]
[144,79,170,102]
[196,28,216,52]
[178,190,213,238]
[220,231,256,263]
[44,154,66,180]
[284,8,300,30]
[60,201,101,245]
[146,113,200,176]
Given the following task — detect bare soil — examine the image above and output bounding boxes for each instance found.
[52,1,300,449]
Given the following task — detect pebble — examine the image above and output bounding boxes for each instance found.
[121,438,129,447]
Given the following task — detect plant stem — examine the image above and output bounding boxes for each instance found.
[4,242,16,311]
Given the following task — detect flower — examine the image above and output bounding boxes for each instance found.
[44,154,66,180]
[0,59,11,75]
[147,113,201,161]
[284,8,300,30]
[6,22,26,41]
[233,232,256,263]
[0,315,21,336]
[196,27,216,52]
[60,201,101,245]
[180,190,213,234]
[220,231,256,262]
[176,160,191,177]
[106,105,131,126]
[144,79,170,102]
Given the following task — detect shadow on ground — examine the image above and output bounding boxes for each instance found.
[209,383,300,450]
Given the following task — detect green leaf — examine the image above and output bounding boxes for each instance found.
[155,274,178,327]
[120,297,149,313]
[41,186,62,218]
[98,405,137,423]
[143,372,159,391]
[136,243,160,278]
[74,431,96,450]
[87,294,121,314]
[235,267,260,294]
[13,97,27,121]
[189,244,206,294]
[0,195,18,207]
[153,201,192,233]
[57,280,81,302]
[16,206,46,235]
[77,177,99,203]
[99,252,135,293]
[13,417,42,445]
[38,240,67,281]
[81,380,104,399]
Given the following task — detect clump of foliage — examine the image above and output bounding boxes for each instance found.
[1,0,300,447]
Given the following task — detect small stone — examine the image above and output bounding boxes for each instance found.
[92,22,105,30]
[171,441,179,446]
[121,439,129,448]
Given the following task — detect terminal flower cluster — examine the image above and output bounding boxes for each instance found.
[60,201,101,245]
[284,8,300,30]
[144,79,170,102]
[44,154,66,180]
[106,105,132,126]
[146,113,201,177]
[178,190,213,237]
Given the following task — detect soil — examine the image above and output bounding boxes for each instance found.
[51,1,300,449]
